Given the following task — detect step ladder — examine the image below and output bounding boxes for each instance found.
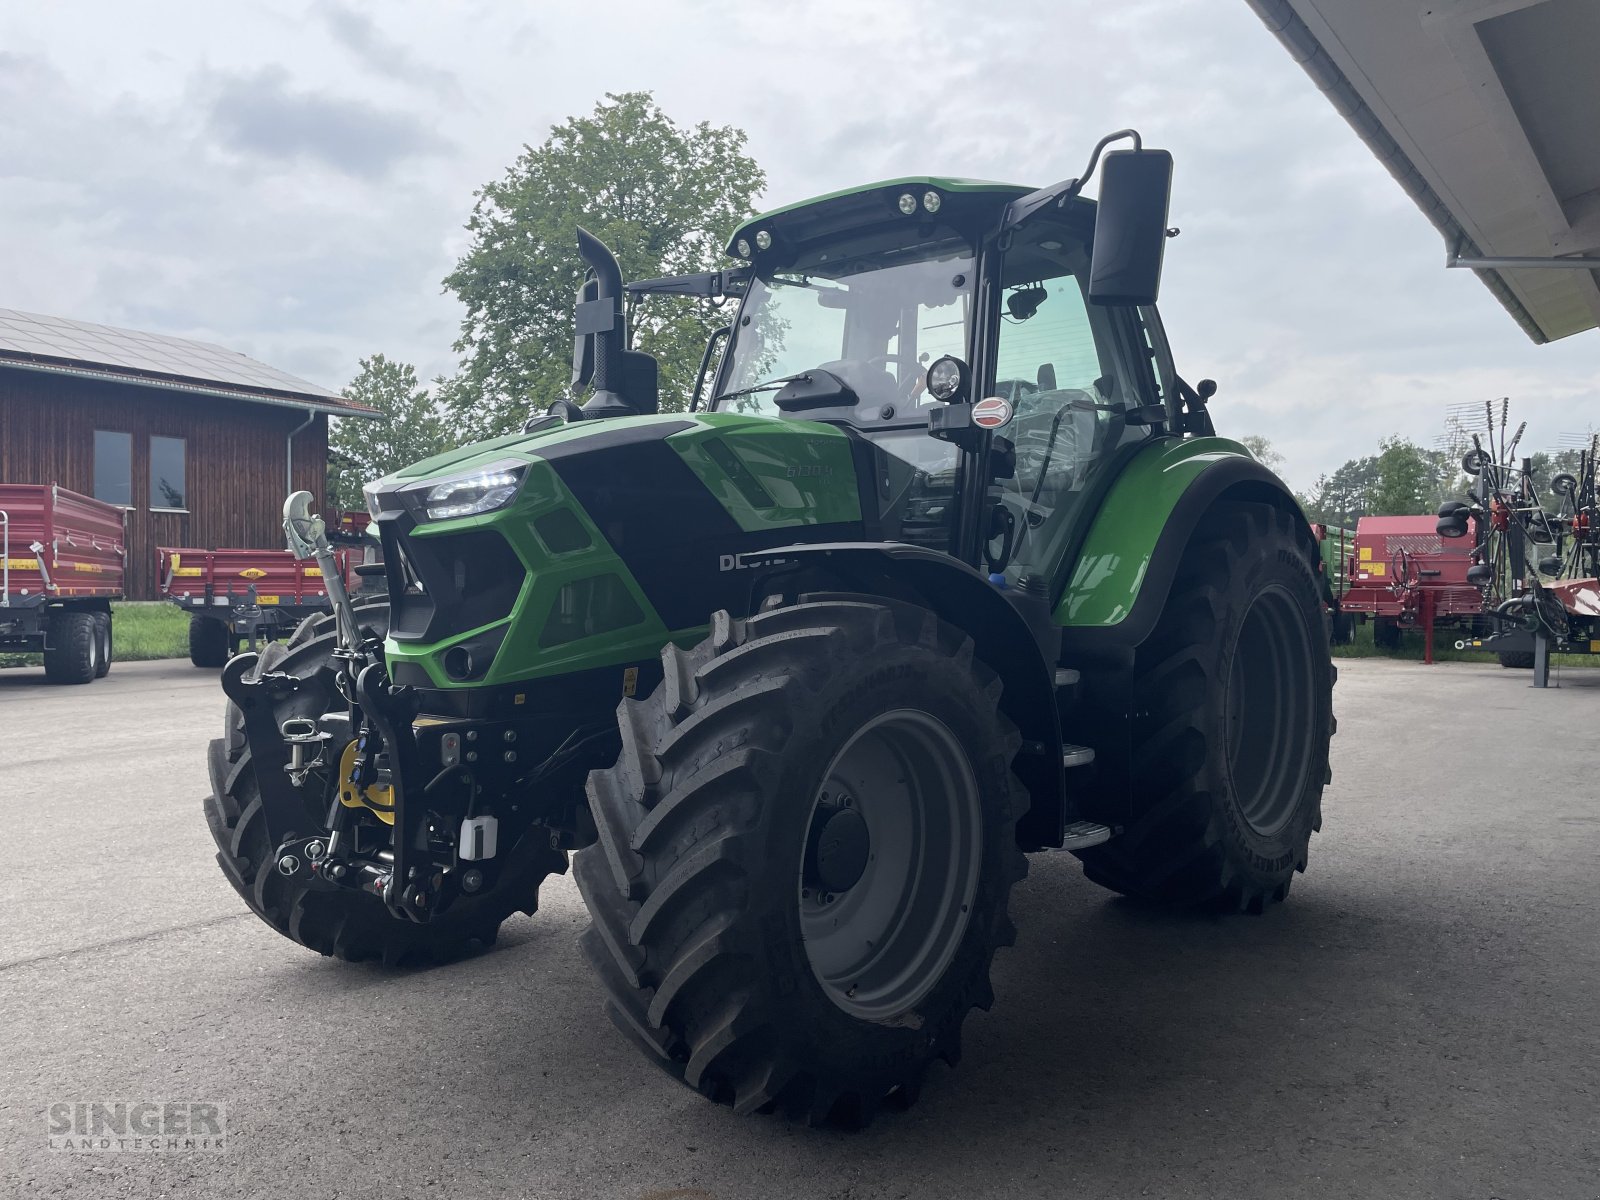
[1056,740,1113,849]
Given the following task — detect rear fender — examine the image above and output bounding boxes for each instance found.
[739,543,1065,850]
[1056,437,1312,664]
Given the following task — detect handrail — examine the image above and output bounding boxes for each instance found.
[1,509,8,605]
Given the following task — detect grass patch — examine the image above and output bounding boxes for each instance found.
[0,601,189,669]
[1332,618,1596,667]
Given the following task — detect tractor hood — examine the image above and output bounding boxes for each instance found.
[363,410,872,691]
[370,413,683,489]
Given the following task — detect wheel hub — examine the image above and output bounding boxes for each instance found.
[808,802,870,893]
[797,709,983,1021]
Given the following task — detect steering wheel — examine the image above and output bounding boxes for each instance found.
[867,354,931,403]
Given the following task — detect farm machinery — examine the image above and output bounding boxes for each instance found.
[203,134,1334,1127]
[0,481,122,683]
[159,512,381,668]
[1437,405,1600,682]
[1339,515,1486,659]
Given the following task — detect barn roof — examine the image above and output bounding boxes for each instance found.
[1247,0,1600,345]
[0,308,377,418]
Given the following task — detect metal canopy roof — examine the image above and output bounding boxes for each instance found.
[1248,0,1600,344]
[0,308,375,416]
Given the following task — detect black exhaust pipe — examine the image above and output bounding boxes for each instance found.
[575,227,631,417]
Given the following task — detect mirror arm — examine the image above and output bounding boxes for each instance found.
[1000,129,1145,231]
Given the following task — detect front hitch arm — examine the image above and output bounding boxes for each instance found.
[355,662,434,922]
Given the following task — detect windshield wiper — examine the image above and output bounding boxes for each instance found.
[714,373,812,404]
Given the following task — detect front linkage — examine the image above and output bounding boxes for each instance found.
[219,493,548,927]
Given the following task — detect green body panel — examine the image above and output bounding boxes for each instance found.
[1054,437,1256,629]
[377,411,863,688]
[382,457,673,688]
[667,413,859,532]
[729,177,1032,249]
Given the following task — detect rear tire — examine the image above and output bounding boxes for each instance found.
[203,606,567,965]
[189,615,231,668]
[1497,650,1535,670]
[1076,503,1333,911]
[576,597,1028,1128]
[93,612,112,678]
[43,610,97,684]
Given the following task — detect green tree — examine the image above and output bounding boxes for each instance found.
[1302,455,1379,526]
[442,92,766,439]
[1367,436,1456,516]
[328,355,449,508]
[1238,435,1285,474]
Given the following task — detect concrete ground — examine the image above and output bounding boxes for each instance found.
[2,656,1597,1199]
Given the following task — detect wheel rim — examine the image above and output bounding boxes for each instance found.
[1225,585,1316,836]
[798,709,982,1021]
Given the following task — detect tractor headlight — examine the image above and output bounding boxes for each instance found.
[402,463,527,523]
[735,237,753,258]
[925,355,970,403]
[754,229,773,250]
[922,190,942,213]
[897,192,918,216]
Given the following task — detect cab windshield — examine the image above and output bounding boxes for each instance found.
[713,235,975,421]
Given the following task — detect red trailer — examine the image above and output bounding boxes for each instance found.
[156,543,369,667]
[1340,515,1485,659]
[0,482,125,683]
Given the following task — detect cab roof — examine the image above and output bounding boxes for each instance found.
[726,177,1034,261]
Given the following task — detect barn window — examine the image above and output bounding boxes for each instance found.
[150,436,187,510]
[93,430,132,507]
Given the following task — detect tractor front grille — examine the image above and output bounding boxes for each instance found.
[385,525,525,643]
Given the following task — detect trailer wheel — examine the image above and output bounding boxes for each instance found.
[94,612,112,678]
[1076,503,1333,912]
[43,610,98,684]
[204,607,567,966]
[1496,650,1535,670]
[1329,609,1354,645]
[576,597,1027,1128]
[1372,617,1402,651]
[188,615,231,668]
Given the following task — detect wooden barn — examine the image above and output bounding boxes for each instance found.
[0,309,376,599]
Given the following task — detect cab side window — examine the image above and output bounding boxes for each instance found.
[988,222,1154,584]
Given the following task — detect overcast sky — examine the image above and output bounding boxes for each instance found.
[2,0,1595,490]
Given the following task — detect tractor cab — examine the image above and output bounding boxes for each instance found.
[582,136,1184,599]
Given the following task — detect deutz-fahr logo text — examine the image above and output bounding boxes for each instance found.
[720,554,790,572]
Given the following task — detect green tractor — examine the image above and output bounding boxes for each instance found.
[206,132,1333,1127]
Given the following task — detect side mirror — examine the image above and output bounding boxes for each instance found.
[1087,148,1173,307]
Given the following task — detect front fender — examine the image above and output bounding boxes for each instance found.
[1055,437,1307,659]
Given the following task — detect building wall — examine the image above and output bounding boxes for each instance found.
[0,369,330,599]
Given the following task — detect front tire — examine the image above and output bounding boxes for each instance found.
[1076,503,1333,911]
[203,606,567,965]
[576,597,1028,1127]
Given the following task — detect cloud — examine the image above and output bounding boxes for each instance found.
[201,66,451,179]
[317,3,462,101]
